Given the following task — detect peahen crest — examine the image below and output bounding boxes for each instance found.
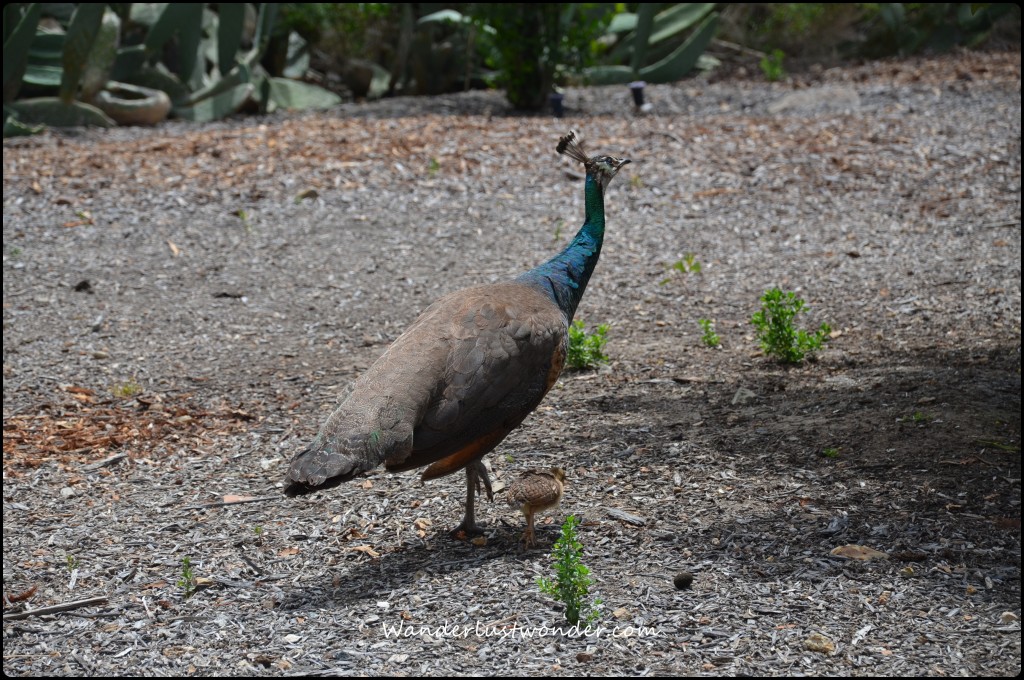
[557,130,589,166]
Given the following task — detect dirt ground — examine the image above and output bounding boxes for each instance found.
[3,49,1021,676]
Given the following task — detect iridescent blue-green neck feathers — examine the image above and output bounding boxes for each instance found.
[517,172,607,320]
[516,131,630,321]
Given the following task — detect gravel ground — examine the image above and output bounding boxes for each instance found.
[3,49,1021,676]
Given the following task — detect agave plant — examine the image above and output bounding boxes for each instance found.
[3,2,342,136]
[585,3,720,85]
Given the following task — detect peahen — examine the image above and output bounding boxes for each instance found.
[284,130,630,536]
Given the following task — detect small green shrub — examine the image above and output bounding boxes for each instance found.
[750,288,830,363]
[698,318,719,348]
[821,447,840,458]
[567,319,609,369]
[759,48,786,81]
[537,515,601,627]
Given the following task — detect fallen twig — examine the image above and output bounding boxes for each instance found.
[3,595,109,621]
[181,496,278,510]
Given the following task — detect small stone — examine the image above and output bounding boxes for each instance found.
[804,632,835,654]
[673,572,694,590]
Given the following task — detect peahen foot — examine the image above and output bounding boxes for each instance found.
[450,460,493,537]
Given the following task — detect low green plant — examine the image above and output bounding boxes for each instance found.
[552,219,564,243]
[567,319,609,369]
[750,288,830,363]
[111,380,142,398]
[235,208,252,231]
[759,48,786,81]
[537,515,601,627]
[698,318,720,347]
[427,157,440,176]
[821,447,840,458]
[911,411,931,424]
[177,556,196,599]
[660,253,702,285]
[65,554,80,571]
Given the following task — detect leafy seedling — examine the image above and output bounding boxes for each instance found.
[537,515,602,627]
[750,288,831,363]
[177,556,196,599]
[552,219,565,243]
[698,318,720,347]
[111,380,142,398]
[821,447,840,458]
[235,208,252,232]
[567,320,609,370]
[660,253,702,285]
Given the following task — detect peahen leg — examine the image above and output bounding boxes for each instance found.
[524,511,536,549]
[473,459,493,502]
[452,460,492,537]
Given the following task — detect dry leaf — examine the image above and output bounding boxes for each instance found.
[6,584,38,602]
[350,545,380,558]
[830,544,889,560]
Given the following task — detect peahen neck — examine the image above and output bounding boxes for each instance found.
[517,173,606,321]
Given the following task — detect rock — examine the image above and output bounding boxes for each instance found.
[673,572,694,590]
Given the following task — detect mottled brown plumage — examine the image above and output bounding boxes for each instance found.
[507,467,566,548]
[284,130,629,538]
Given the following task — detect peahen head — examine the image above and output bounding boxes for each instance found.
[557,130,631,191]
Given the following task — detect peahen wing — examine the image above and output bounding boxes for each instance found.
[284,281,567,495]
[390,281,567,477]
